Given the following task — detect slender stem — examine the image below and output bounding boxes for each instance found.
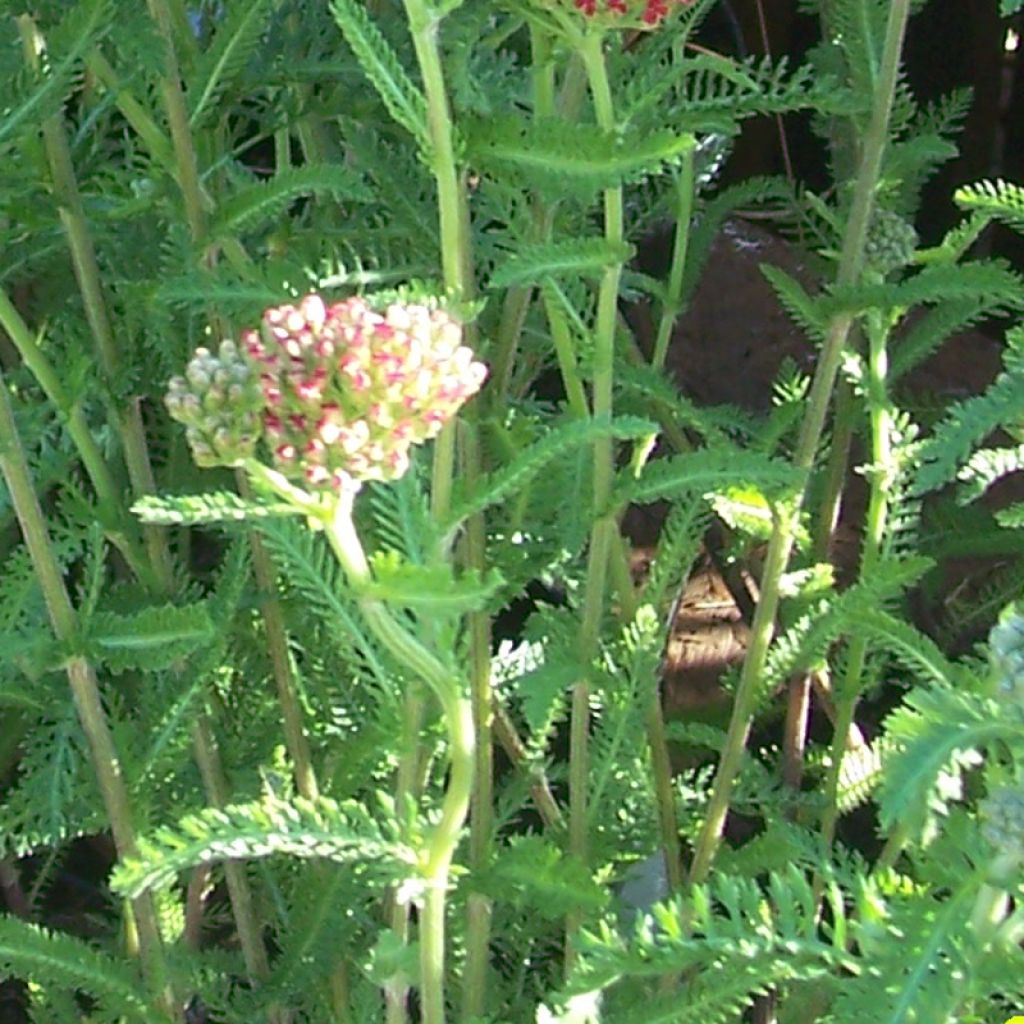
[191,718,273,984]
[567,33,624,959]
[970,851,1019,940]
[398,9,486,1020]
[401,0,469,523]
[819,311,894,854]
[488,24,556,406]
[608,534,683,892]
[145,0,207,241]
[541,284,591,418]
[239,474,320,802]
[686,0,914,886]
[0,289,153,585]
[20,15,171,583]
[461,423,493,1021]
[652,147,696,371]
[320,493,473,1024]
[0,371,174,1019]
[133,7,289,1000]
[85,49,177,172]
[491,703,564,830]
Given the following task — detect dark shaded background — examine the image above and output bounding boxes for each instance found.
[712,0,1022,254]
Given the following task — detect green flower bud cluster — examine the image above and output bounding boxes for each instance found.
[988,604,1024,707]
[165,340,264,467]
[981,785,1024,860]
[165,294,487,494]
[863,208,919,275]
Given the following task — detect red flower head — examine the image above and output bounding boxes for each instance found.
[568,0,693,28]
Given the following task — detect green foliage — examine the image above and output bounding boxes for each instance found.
[560,867,855,1022]
[83,601,214,673]
[445,415,656,535]
[3,0,1024,1020]
[466,116,696,199]
[329,0,429,148]
[612,447,800,510]
[211,164,372,238]
[0,918,157,1024]
[112,793,415,897]
[489,238,637,290]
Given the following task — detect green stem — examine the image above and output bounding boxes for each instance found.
[0,289,152,585]
[541,284,591,418]
[819,311,894,854]
[238,474,320,803]
[145,0,207,242]
[652,147,696,371]
[323,497,471,1024]
[85,49,177,173]
[608,534,683,892]
[686,0,914,886]
[970,851,1019,941]
[567,34,623,953]
[0,372,174,1019]
[401,0,468,524]
[398,8,486,1019]
[20,16,172,584]
[487,24,557,407]
[191,718,273,983]
[318,492,472,1024]
[461,423,493,1022]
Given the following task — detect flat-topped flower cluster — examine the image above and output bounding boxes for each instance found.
[166,294,487,493]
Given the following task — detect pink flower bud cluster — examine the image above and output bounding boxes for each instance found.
[167,294,482,494]
[165,340,264,467]
[241,294,485,492]
[571,0,692,27]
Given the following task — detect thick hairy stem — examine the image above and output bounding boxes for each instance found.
[687,0,914,886]
[145,0,207,241]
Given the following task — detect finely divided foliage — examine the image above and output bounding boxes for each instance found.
[1,0,1023,1022]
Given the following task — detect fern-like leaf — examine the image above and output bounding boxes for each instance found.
[0,0,112,148]
[0,918,157,1023]
[467,116,695,199]
[365,550,504,614]
[954,178,1024,233]
[329,0,429,148]
[444,415,655,537]
[878,685,1017,836]
[85,602,214,674]
[132,491,300,526]
[187,0,271,127]
[612,447,800,510]
[489,238,636,290]
[112,794,415,897]
[211,164,371,238]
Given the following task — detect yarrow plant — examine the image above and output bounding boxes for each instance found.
[4,1,1024,1023]
[166,294,487,494]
